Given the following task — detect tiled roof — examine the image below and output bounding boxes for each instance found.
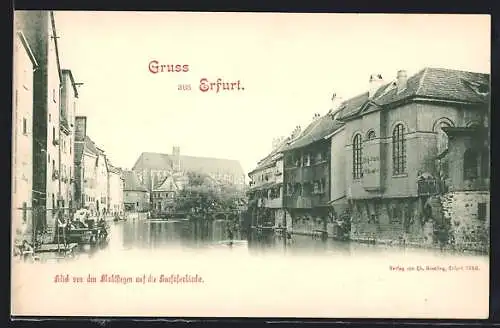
[123,171,148,192]
[74,136,100,164]
[153,175,179,192]
[132,152,244,178]
[248,138,289,175]
[284,114,344,152]
[84,136,100,155]
[107,164,122,175]
[337,67,490,120]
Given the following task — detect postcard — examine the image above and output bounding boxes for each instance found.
[11,11,490,319]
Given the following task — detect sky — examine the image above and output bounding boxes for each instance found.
[52,12,490,177]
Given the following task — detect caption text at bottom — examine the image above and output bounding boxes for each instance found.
[54,273,204,285]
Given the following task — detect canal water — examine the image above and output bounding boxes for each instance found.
[12,218,490,318]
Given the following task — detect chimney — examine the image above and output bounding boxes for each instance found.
[396,70,408,93]
[312,113,321,121]
[74,116,87,141]
[172,146,181,171]
[331,92,343,111]
[369,73,385,98]
[272,137,284,150]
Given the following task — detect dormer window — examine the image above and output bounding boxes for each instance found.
[464,79,490,96]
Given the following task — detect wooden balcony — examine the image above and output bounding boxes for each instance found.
[417,179,439,196]
[284,193,329,209]
[284,162,329,184]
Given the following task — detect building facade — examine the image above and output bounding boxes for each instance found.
[108,165,124,216]
[123,171,150,212]
[45,12,63,227]
[74,116,100,214]
[12,31,38,244]
[247,137,287,229]
[95,148,109,215]
[282,114,343,236]
[151,174,179,216]
[59,69,79,213]
[14,11,63,229]
[337,68,490,246]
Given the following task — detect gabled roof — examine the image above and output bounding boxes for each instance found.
[123,171,148,192]
[153,175,179,192]
[84,136,99,156]
[74,136,99,164]
[337,67,490,121]
[248,137,289,175]
[107,163,122,175]
[283,114,344,152]
[132,152,244,178]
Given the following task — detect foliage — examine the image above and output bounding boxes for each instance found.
[174,171,243,219]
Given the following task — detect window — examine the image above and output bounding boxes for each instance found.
[294,183,302,196]
[481,148,490,179]
[22,118,27,135]
[52,160,55,172]
[49,113,51,122]
[352,134,363,179]
[478,203,487,220]
[304,154,311,166]
[52,88,56,103]
[392,124,407,175]
[464,149,479,180]
[53,127,56,143]
[70,143,72,154]
[435,121,452,154]
[367,130,376,140]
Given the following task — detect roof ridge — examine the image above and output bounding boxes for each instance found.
[415,67,429,95]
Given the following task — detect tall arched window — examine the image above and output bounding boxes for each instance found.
[352,134,363,179]
[464,149,479,180]
[392,123,407,175]
[435,121,452,154]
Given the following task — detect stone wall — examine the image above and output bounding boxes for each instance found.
[349,198,431,245]
[441,191,489,252]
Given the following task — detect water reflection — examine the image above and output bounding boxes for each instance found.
[97,218,486,260]
[117,218,240,251]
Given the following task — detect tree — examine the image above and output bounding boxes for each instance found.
[174,171,243,220]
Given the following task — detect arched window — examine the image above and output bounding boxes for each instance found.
[352,134,363,179]
[463,149,479,180]
[366,130,376,140]
[434,121,452,154]
[392,124,407,175]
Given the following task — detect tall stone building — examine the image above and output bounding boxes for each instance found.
[336,68,490,245]
[14,11,63,229]
[12,31,38,244]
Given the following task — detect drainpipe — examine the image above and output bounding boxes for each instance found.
[58,83,63,205]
